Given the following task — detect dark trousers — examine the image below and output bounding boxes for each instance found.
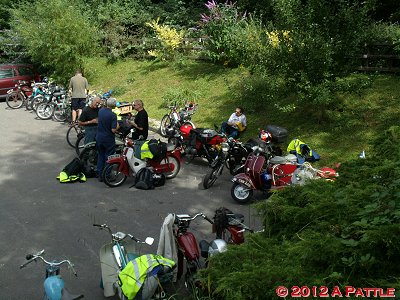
[96,140,115,178]
[221,122,239,138]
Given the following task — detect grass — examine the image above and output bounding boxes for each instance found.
[84,57,400,167]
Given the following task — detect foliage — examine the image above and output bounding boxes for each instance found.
[10,0,98,84]
[159,87,201,108]
[146,18,185,61]
[200,126,400,299]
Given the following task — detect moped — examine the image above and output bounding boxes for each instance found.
[5,80,33,109]
[102,137,181,187]
[93,223,173,300]
[231,147,338,204]
[19,249,83,300]
[159,102,197,137]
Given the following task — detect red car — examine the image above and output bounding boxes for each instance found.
[0,63,41,99]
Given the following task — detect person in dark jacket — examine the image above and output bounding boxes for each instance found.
[128,99,148,140]
[78,96,101,144]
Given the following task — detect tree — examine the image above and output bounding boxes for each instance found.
[10,0,98,83]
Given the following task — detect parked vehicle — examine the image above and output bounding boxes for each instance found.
[5,80,33,109]
[167,125,226,165]
[231,147,338,204]
[35,85,67,120]
[93,223,174,300]
[66,123,85,149]
[19,249,83,300]
[102,138,181,187]
[159,102,197,137]
[0,63,40,99]
[158,212,226,292]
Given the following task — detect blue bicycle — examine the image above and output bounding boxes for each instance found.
[20,249,83,300]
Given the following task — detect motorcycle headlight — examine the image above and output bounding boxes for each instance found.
[222,142,230,153]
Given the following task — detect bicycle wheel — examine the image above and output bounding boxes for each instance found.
[36,103,54,120]
[75,134,86,155]
[66,125,83,148]
[6,92,24,109]
[103,162,127,187]
[159,115,171,137]
[53,106,67,122]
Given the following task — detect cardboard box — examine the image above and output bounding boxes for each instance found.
[119,104,133,115]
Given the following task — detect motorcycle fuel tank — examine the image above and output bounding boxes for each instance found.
[177,232,200,261]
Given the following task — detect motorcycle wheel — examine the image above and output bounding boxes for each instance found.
[36,103,54,120]
[6,92,24,109]
[32,95,45,112]
[25,96,34,111]
[163,156,180,179]
[103,162,127,187]
[231,182,253,204]
[203,163,224,189]
[160,114,172,137]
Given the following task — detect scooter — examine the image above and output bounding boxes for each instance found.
[93,223,174,300]
[19,249,83,300]
[231,147,338,204]
[102,137,182,187]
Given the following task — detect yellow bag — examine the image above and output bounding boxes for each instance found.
[236,122,245,132]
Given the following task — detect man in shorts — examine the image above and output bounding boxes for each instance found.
[69,69,89,124]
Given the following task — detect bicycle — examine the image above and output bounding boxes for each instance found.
[19,249,83,300]
[5,80,33,109]
[159,102,197,137]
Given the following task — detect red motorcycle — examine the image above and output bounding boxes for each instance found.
[231,147,338,204]
[166,124,226,165]
[102,138,182,187]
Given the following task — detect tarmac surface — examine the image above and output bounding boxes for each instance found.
[0,102,263,299]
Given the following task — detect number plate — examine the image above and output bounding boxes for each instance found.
[108,154,121,160]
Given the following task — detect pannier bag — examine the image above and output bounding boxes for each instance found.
[148,139,167,160]
[265,125,288,143]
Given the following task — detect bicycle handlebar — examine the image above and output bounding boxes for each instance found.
[93,223,142,243]
[20,250,77,276]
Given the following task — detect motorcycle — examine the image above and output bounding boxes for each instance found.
[159,102,197,137]
[231,147,338,204]
[19,249,83,300]
[102,137,181,187]
[93,223,174,300]
[158,213,226,289]
[167,124,226,165]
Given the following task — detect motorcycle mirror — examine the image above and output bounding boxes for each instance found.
[145,237,154,246]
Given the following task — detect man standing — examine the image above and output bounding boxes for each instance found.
[69,69,89,124]
[221,107,247,138]
[78,96,101,145]
[96,98,120,181]
[129,99,148,140]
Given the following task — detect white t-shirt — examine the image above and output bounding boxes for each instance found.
[228,112,247,129]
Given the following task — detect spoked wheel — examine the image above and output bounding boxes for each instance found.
[103,162,127,187]
[203,163,224,189]
[79,145,98,176]
[231,183,253,204]
[32,95,45,112]
[66,125,84,148]
[75,134,86,155]
[53,106,67,122]
[25,96,34,111]
[36,103,54,120]
[6,92,24,109]
[159,115,171,137]
[162,156,180,179]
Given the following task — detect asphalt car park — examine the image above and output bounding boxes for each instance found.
[0,102,262,299]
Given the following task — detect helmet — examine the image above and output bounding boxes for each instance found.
[165,127,176,136]
[260,130,272,143]
[208,239,228,256]
[42,77,48,83]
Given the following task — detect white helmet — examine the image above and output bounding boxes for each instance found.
[208,239,228,256]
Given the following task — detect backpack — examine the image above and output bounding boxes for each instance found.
[133,167,155,190]
[147,139,167,160]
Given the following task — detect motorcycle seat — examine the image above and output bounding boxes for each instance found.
[269,154,297,165]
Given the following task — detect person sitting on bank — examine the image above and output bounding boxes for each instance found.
[221,107,247,138]
[128,99,148,140]
[78,96,101,144]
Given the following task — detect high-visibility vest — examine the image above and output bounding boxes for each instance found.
[140,141,154,159]
[56,171,86,183]
[112,107,122,121]
[118,254,175,300]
